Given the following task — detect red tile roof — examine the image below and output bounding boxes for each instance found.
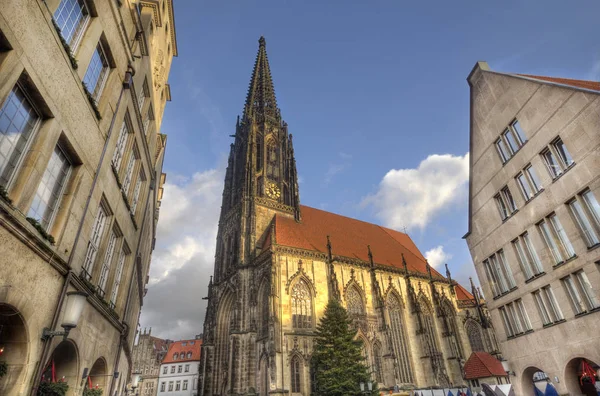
[455,283,475,302]
[464,352,507,380]
[161,339,202,364]
[272,205,444,278]
[150,336,169,352]
[517,74,600,92]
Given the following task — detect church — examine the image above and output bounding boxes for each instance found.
[198,37,499,396]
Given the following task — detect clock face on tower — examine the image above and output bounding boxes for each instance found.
[265,182,281,199]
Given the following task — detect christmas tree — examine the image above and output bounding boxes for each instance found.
[311,299,378,396]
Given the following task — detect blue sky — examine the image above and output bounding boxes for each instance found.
[139,0,600,340]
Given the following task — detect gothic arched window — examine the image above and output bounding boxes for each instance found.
[291,355,302,393]
[466,320,485,352]
[372,343,383,384]
[292,279,312,329]
[256,135,263,172]
[442,301,464,359]
[266,141,279,180]
[387,293,414,383]
[260,284,270,337]
[419,298,439,358]
[346,286,364,316]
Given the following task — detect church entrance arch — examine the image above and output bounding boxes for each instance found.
[564,357,600,396]
[0,303,28,395]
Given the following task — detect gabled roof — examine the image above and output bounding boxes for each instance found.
[455,283,475,302]
[161,339,202,364]
[516,74,600,92]
[464,352,507,380]
[271,205,444,278]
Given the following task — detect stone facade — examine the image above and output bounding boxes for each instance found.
[0,1,176,395]
[198,38,500,396]
[133,328,171,396]
[465,62,600,396]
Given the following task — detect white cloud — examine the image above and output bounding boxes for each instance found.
[425,245,452,269]
[362,153,469,231]
[139,166,225,340]
[323,152,353,185]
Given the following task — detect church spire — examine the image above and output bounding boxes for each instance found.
[243,36,279,120]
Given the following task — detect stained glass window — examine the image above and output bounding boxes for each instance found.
[466,320,485,352]
[346,286,364,316]
[292,279,312,329]
[387,293,413,383]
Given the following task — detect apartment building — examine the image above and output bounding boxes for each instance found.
[465,61,600,396]
[158,339,201,396]
[0,1,176,395]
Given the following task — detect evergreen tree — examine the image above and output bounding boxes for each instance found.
[311,299,378,396]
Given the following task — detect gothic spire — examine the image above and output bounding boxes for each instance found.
[243,36,279,120]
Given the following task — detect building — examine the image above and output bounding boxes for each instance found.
[198,37,500,396]
[158,339,202,396]
[463,351,510,393]
[133,328,172,396]
[464,62,600,395]
[0,1,176,395]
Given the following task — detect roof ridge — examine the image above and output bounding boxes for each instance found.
[514,73,600,92]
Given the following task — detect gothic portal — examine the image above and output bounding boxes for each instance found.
[198,37,498,396]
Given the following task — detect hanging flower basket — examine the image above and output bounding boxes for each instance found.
[36,381,69,396]
[83,387,103,396]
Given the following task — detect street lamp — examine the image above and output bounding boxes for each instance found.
[42,291,88,341]
[500,358,516,377]
[129,372,141,396]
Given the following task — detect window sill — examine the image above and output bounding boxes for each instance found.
[507,329,534,340]
[525,272,547,284]
[500,141,528,166]
[587,243,600,252]
[501,209,519,223]
[523,189,545,206]
[574,306,600,319]
[493,286,518,301]
[550,162,576,183]
[542,319,566,329]
[552,255,578,270]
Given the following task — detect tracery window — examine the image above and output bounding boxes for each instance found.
[292,279,312,329]
[387,293,414,383]
[291,356,302,393]
[466,320,485,352]
[372,343,383,384]
[442,302,464,359]
[260,284,270,337]
[256,135,263,172]
[266,141,279,180]
[420,299,439,358]
[346,286,364,316]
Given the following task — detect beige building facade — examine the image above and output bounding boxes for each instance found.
[199,38,500,396]
[132,328,171,396]
[465,62,600,396]
[0,0,176,395]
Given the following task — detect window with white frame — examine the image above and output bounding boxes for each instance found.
[170,366,175,373]
[561,271,599,315]
[160,382,165,392]
[28,144,72,229]
[0,84,41,186]
[122,145,139,195]
[162,367,167,375]
[168,381,173,391]
[541,137,574,179]
[494,186,518,220]
[112,118,131,171]
[537,214,576,265]
[53,0,90,50]
[138,77,149,111]
[515,164,542,201]
[83,42,109,100]
[97,227,119,297]
[512,232,543,280]
[130,168,145,215]
[483,249,516,297]
[82,204,108,280]
[183,380,188,390]
[532,285,563,325]
[568,190,600,248]
[494,119,528,163]
[185,364,189,373]
[177,365,182,373]
[109,243,129,308]
[498,299,532,338]
[175,380,181,391]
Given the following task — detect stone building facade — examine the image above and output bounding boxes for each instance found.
[198,37,500,396]
[0,1,176,395]
[133,328,171,396]
[465,62,600,395]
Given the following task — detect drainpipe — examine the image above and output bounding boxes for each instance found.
[30,66,134,396]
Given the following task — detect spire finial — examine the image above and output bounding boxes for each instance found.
[259,36,266,47]
[243,36,278,119]
[445,263,452,281]
[426,260,432,281]
[367,245,374,268]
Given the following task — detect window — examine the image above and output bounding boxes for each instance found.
[143,107,154,135]
[182,380,188,391]
[82,205,108,279]
[177,365,182,373]
[160,382,165,392]
[83,42,109,100]
[0,84,41,186]
[512,232,543,280]
[562,271,599,315]
[175,381,181,391]
[187,352,192,358]
[387,293,413,383]
[465,320,485,352]
[130,169,145,215]
[97,228,119,297]
[109,244,128,307]
[168,381,173,391]
[266,141,279,180]
[28,144,72,229]
[291,279,312,329]
[495,120,527,163]
[163,367,167,375]
[538,214,575,265]
[138,77,149,110]
[122,145,139,194]
[568,190,600,247]
[346,286,365,316]
[112,119,130,171]
[291,356,301,393]
[494,186,517,220]
[170,365,175,373]
[53,0,90,49]
[515,165,542,201]
[185,364,189,372]
[541,137,574,179]
[498,299,531,338]
[532,285,563,325]
[483,250,516,297]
